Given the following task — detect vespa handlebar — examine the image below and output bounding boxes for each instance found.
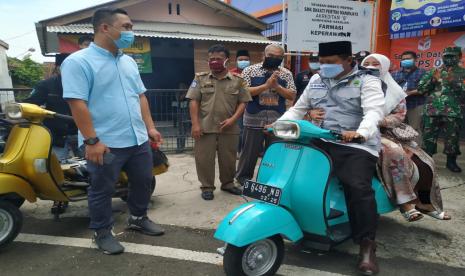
[330,130,365,144]
[0,118,13,126]
[54,113,75,122]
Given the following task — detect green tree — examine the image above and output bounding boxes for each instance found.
[7,57,44,88]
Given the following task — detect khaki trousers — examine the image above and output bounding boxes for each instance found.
[194,133,239,192]
[406,104,424,146]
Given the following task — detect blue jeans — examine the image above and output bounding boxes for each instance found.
[53,145,69,161]
[52,135,79,161]
[86,142,153,230]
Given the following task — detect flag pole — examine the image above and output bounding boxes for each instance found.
[281,0,287,48]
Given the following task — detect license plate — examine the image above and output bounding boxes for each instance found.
[243,180,282,205]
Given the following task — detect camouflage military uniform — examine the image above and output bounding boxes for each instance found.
[418,47,465,157]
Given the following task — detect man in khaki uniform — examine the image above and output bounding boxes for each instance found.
[187,44,252,200]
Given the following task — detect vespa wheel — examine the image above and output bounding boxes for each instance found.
[223,235,284,276]
[0,193,25,208]
[0,200,23,248]
[120,176,156,202]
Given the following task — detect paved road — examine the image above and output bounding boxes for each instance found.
[1,214,464,276]
[2,149,465,276]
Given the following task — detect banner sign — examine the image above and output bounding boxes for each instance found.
[390,0,465,39]
[287,0,374,52]
[390,31,465,71]
[58,35,153,74]
[124,38,153,74]
[58,35,83,53]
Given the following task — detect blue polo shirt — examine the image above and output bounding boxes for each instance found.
[61,43,148,148]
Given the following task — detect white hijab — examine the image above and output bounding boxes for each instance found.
[361,53,407,115]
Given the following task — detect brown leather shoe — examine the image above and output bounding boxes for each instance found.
[357,239,379,275]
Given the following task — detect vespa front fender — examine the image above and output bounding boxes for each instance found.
[214,202,303,247]
[0,173,36,203]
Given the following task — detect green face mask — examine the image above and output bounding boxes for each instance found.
[443,56,459,67]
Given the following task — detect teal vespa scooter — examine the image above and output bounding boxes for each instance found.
[214,120,396,276]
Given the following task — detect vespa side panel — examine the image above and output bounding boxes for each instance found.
[214,202,303,247]
[257,142,332,237]
[373,178,396,214]
[0,173,37,202]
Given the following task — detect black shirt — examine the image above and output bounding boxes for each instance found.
[23,75,77,146]
[294,70,315,103]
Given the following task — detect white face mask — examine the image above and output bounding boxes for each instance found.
[365,65,379,70]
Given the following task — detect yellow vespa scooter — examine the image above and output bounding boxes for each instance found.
[0,103,168,248]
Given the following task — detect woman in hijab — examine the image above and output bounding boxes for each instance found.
[361,53,450,222]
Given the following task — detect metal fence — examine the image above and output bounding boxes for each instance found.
[145,89,193,153]
[263,20,283,42]
[0,88,193,153]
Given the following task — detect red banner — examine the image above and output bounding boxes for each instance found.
[390,31,465,71]
[59,35,83,53]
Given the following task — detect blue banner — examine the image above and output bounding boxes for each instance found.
[390,0,465,39]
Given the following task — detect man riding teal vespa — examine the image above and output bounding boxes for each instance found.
[278,41,385,274]
[214,41,386,276]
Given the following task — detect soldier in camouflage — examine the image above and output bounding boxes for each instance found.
[418,46,465,172]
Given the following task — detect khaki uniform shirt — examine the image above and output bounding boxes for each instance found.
[186,71,251,134]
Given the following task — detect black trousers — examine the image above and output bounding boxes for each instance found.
[313,140,379,243]
[236,127,279,183]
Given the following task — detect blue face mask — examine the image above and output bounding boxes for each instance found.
[114,31,135,49]
[400,59,414,68]
[237,60,250,70]
[319,64,344,79]
[309,62,320,70]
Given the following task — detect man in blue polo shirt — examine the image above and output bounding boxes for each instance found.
[392,50,427,145]
[62,8,164,255]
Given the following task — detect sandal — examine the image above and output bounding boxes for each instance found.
[401,208,424,222]
[415,207,451,220]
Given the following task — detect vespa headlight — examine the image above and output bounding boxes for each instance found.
[273,121,300,139]
[5,103,23,119]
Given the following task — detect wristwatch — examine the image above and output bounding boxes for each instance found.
[83,137,100,145]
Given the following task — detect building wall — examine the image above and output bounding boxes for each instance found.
[136,39,269,88]
[0,46,12,88]
[124,0,254,29]
[193,41,267,73]
[229,0,281,14]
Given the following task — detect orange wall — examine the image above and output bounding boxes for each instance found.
[374,0,392,56]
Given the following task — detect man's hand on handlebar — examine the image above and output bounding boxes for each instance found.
[263,124,273,135]
[86,142,109,165]
[341,131,366,143]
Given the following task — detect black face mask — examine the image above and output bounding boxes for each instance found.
[263,56,283,69]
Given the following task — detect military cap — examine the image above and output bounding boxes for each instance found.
[443,47,462,56]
